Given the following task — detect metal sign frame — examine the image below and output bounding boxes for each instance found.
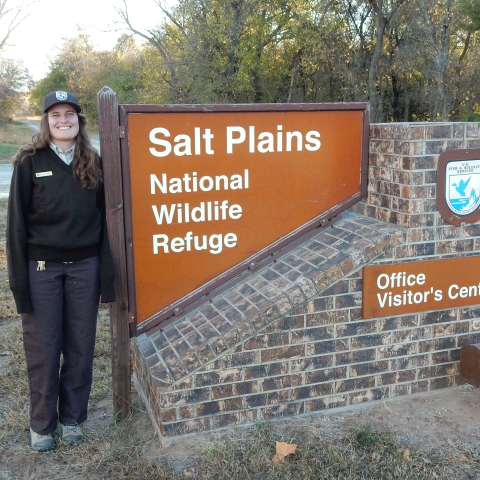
[118,103,370,335]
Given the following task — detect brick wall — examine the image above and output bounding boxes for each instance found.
[133,122,480,437]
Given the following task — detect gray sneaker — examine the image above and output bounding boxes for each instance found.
[30,428,55,451]
[62,424,84,445]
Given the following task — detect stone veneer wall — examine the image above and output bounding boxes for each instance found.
[133,122,480,437]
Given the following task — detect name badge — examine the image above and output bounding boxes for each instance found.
[36,171,53,177]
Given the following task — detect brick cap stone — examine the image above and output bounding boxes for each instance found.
[134,211,405,389]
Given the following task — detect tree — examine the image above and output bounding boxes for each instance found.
[0,58,31,119]
[412,0,477,120]
[29,0,480,122]
[0,0,36,119]
[365,0,408,122]
[459,0,480,31]
[118,0,326,104]
[30,33,151,121]
[116,0,184,101]
[0,0,36,52]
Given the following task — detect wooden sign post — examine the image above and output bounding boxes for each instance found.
[97,87,131,421]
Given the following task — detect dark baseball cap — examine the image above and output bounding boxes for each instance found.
[43,91,82,113]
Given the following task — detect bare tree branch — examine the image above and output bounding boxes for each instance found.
[0,0,38,52]
[114,0,183,100]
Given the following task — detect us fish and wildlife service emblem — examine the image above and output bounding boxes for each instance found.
[437,149,480,226]
[55,91,68,101]
[446,160,480,215]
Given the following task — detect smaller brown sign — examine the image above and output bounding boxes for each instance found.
[363,257,480,319]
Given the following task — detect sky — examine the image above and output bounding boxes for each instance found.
[3,0,172,80]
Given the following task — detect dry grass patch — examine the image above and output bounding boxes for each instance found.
[0,312,175,479]
[181,422,479,480]
[0,121,34,144]
[0,199,17,319]
[0,121,33,164]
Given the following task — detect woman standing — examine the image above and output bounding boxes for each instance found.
[6,91,115,451]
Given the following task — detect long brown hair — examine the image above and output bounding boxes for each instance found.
[14,112,103,189]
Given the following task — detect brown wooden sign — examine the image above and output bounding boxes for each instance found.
[363,256,480,319]
[120,104,369,333]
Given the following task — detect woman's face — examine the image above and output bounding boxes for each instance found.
[47,103,79,149]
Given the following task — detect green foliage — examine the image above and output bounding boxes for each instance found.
[30,67,69,115]
[455,104,480,121]
[29,33,150,123]
[459,0,480,31]
[28,0,480,122]
[0,59,32,120]
[348,425,381,448]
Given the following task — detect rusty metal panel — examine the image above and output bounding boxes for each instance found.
[460,343,480,387]
[119,103,369,333]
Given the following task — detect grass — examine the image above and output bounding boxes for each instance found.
[0,200,17,320]
[3,330,478,480]
[0,309,173,479]
[0,120,34,164]
[0,144,19,160]
[2,303,479,479]
[176,422,478,479]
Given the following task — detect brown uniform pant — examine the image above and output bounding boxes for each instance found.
[21,257,100,435]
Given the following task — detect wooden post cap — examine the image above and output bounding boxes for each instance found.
[459,343,480,387]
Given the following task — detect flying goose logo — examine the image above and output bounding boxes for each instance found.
[446,159,480,216]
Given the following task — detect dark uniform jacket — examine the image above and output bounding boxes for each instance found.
[7,147,115,313]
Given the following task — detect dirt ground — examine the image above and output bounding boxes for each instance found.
[2,370,479,479]
[54,384,480,472]
[89,382,480,477]
[146,384,480,463]
[1,313,480,479]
